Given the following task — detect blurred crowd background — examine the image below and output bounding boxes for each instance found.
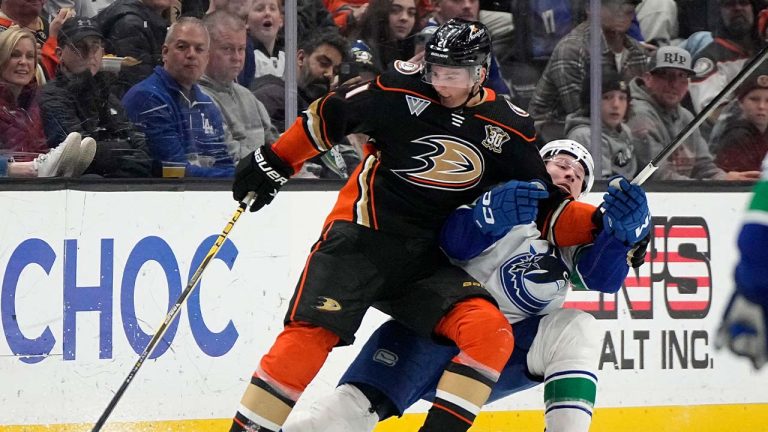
[0,0,766,184]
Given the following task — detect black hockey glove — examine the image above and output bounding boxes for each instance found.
[233,145,293,212]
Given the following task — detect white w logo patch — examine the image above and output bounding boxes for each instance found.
[406,95,431,116]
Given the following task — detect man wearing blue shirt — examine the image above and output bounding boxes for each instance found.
[122,16,235,177]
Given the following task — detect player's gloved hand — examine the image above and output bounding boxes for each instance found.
[716,291,768,370]
[233,145,293,212]
[627,233,651,268]
[473,180,549,236]
[602,177,651,245]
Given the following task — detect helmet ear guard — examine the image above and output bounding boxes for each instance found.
[539,139,595,197]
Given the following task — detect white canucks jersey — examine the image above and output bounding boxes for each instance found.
[449,223,579,324]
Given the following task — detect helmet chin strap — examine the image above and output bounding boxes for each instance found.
[458,81,483,110]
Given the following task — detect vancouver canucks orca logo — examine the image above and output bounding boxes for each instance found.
[392,135,484,190]
[499,243,569,315]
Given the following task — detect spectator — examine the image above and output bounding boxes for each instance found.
[566,68,638,179]
[200,11,278,164]
[45,0,96,21]
[298,0,339,41]
[247,0,285,79]
[529,0,646,142]
[1,132,85,177]
[0,0,71,79]
[424,0,510,95]
[711,70,768,171]
[122,17,234,177]
[689,0,766,114]
[636,0,679,46]
[40,17,153,178]
[0,27,93,177]
[96,0,171,98]
[207,0,254,16]
[627,45,760,180]
[252,29,348,131]
[353,0,418,73]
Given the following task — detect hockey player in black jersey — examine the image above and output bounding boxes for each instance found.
[230,18,599,432]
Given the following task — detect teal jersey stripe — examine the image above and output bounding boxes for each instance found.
[544,377,597,407]
[749,181,768,213]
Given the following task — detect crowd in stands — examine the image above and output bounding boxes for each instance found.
[0,0,766,183]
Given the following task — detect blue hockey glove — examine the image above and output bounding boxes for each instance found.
[602,177,651,245]
[716,291,768,370]
[473,180,549,236]
[233,145,293,212]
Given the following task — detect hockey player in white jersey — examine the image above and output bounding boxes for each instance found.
[281,140,652,432]
[717,154,768,369]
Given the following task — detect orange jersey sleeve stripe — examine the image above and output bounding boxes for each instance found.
[303,96,336,153]
[271,117,322,172]
[473,113,536,143]
[289,222,336,321]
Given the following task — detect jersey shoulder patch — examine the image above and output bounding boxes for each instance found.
[394,60,422,75]
[474,97,537,143]
[504,97,530,117]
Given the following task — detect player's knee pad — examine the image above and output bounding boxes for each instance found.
[436,297,514,374]
[529,309,600,376]
[259,321,340,396]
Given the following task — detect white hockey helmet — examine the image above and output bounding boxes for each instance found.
[539,139,595,197]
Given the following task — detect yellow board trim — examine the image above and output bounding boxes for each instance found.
[6,405,768,432]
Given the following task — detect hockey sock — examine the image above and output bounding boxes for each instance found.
[420,298,514,432]
[230,322,339,432]
[542,370,596,432]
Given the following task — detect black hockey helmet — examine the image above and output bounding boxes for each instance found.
[424,18,492,70]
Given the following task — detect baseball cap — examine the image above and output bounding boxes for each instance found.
[648,46,695,75]
[579,67,630,107]
[736,63,768,99]
[58,17,103,47]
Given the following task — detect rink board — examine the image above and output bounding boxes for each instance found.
[0,189,766,431]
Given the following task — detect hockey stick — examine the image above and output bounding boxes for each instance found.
[631,44,768,185]
[91,192,254,432]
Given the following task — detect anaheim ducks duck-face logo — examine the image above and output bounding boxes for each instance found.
[392,135,485,190]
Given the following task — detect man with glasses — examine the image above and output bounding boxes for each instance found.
[627,45,760,180]
[39,17,153,178]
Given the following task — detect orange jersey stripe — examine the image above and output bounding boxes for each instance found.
[367,158,380,230]
[271,117,323,172]
[324,154,379,228]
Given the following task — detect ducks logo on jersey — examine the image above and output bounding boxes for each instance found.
[392,135,485,190]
